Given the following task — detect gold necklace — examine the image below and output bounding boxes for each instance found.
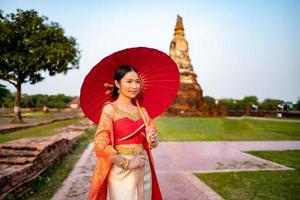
[112,103,141,121]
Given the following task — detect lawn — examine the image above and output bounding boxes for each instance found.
[3,116,300,199]
[0,112,55,124]
[22,112,55,119]
[155,117,300,141]
[0,118,81,144]
[196,150,300,200]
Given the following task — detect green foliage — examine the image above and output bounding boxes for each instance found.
[6,193,15,200]
[0,9,80,86]
[217,96,259,110]
[242,95,258,107]
[203,96,216,106]
[217,98,243,110]
[0,84,14,107]
[20,94,73,109]
[294,99,300,110]
[0,84,9,98]
[259,98,284,110]
[0,83,10,104]
[0,9,80,121]
[216,96,287,111]
[47,94,73,109]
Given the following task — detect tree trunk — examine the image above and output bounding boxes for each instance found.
[12,82,23,123]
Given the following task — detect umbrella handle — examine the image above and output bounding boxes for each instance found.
[135,99,149,129]
[136,99,155,149]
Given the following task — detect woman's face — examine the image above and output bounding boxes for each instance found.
[115,71,141,99]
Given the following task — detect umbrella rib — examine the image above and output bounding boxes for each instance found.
[141,71,179,80]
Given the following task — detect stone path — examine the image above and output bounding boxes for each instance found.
[52,141,300,200]
[154,141,298,173]
[51,143,95,200]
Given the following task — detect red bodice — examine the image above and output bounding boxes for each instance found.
[113,118,146,145]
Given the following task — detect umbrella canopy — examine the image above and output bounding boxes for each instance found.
[80,47,180,124]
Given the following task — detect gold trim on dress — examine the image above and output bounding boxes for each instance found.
[111,103,142,121]
[115,144,145,156]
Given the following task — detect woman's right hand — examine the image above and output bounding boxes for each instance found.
[128,155,147,169]
[109,154,124,166]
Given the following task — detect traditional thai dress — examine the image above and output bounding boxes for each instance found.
[88,103,162,200]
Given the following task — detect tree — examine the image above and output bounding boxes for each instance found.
[19,93,73,109]
[259,98,284,110]
[0,83,11,106]
[0,9,80,122]
[293,99,300,111]
[203,96,216,106]
[242,96,259,107]
[0,84,14,108]
[217,98,238,110]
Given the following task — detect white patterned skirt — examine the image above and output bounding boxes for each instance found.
[108,147,152,200]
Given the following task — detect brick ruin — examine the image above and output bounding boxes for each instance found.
[167,15,204,116]
[0,120,93,199]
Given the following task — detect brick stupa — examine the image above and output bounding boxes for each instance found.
[167,15,203,116]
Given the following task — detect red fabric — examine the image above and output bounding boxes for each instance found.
[80,47,180,124]
[144,144,162,200]
[88,117,162,200]
[114,118,146,145]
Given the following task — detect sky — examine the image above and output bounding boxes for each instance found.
[1,0,299,103]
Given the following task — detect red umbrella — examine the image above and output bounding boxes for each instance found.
[80,47,180,124]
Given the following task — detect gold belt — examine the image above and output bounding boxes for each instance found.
[115,144,145,156]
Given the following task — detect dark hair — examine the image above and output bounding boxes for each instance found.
[112,65,139,99]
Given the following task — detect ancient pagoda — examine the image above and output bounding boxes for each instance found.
[167,15,203,116]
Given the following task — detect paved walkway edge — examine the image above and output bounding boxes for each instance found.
[239,151,293,169]
[184,172,224,200]
[51,143,93,200]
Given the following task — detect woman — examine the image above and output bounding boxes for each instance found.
[88,65,162,200]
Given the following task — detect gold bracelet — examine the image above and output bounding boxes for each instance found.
[118,157,129,170]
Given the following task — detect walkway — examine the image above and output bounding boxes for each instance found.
[52,141,300,200]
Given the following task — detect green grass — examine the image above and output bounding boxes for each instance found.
[0,118,81,144]
[196,150,300,200]
[22,112,54,119]
[155,117,300,141]
[7,127,96,200]
[248,151,300,169]
[0,112,54,124]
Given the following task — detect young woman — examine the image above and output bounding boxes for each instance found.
[88,65,162,200]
